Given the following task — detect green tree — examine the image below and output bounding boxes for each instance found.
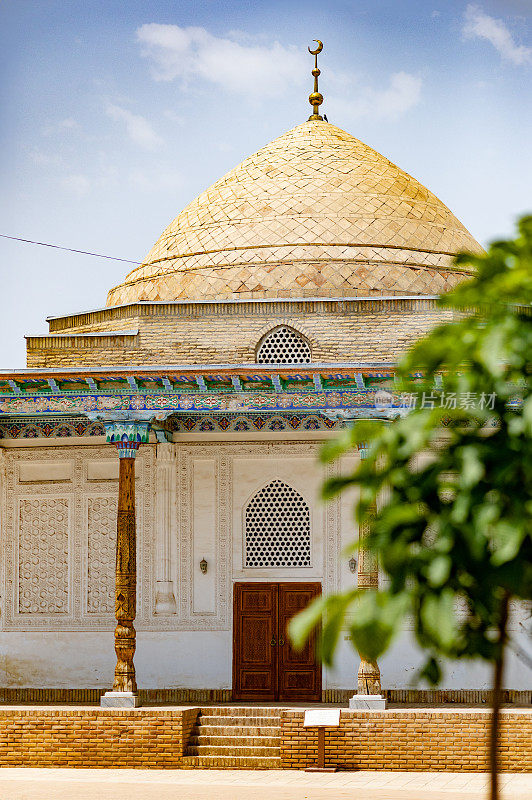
[291,216,532,800]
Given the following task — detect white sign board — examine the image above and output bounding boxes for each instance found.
[303,709,341,727]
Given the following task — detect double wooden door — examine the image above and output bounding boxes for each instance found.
[233,582,321,702]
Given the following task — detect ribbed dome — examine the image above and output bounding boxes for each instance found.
[107,120,481,306]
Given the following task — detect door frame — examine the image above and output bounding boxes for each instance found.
[232,581,322,702]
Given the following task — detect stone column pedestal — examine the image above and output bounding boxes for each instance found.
[349,694,386,710]
[101,691,141,708]
[349,658,387,710]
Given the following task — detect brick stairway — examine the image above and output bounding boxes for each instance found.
[183,707,282,768]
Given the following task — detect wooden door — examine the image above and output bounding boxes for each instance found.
[233,583,278,701]
[278,583,321,702]
[233,582,321,702]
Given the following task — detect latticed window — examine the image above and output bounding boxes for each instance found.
[244,480,311,568]
[256,326,311,364]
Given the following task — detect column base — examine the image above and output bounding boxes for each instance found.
[100,691,141,708]
[348,693,387,710]
[154,581,177,615]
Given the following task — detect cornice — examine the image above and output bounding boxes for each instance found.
[46,295,443,332]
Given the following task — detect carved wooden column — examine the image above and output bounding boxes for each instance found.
[349,445,386,710]
[101,420,149,708]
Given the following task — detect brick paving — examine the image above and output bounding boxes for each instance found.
[0,769,530,800]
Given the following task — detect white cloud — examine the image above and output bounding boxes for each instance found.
[57,117,77,130]
[106,103,163,150]
[463,4,532,65]
[163,109,186,126]
[369,72,422,118]
[135,24,421,119]
[136,24,305,98]
[61,174,91,195]
[28,148,64,167]
[43,117,78,136]
[329,71,422,121]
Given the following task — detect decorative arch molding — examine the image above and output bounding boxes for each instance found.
[254,318,317,348]
[255,325,312,364]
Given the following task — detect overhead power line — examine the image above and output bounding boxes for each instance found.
[0,234,141,264]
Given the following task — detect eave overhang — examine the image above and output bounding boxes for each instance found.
[0,362,409,419]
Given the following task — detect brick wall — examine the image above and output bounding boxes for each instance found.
[280,709,532,772]
[0,707,198,768]
[26,298,453,368]
[1,705,530,771]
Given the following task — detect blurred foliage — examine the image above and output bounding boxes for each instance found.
[290,216,532,683]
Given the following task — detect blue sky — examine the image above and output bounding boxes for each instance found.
[1,0,531,367]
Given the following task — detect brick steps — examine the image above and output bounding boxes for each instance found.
[189,735,280,747]
[186,745,280,757]
[195,725,281,737]
[199,714,281,722]
[182,755,281,769]
[184,708,282,768]
[198,708,282,717]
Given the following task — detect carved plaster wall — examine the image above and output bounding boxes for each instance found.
[0,445,154,632]
[0,440,346,634]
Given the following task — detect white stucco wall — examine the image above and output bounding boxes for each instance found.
[0,628,529,690]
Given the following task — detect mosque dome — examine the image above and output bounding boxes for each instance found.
[106,119,481,307]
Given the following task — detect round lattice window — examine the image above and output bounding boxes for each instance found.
[245,480,311,568]
[256,327,311,364]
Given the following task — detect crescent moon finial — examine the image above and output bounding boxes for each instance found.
[307,40,324,121]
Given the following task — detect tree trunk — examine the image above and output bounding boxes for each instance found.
[489,591,510,800]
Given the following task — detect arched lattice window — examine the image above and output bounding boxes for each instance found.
[245,480,311,568]
[256,326,311,364]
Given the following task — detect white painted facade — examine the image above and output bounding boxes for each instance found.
[0,436,528,691]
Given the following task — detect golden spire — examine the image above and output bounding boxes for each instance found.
[307,39,324,121]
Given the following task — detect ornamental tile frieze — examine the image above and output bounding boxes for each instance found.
[0,413,349,439]
[167,413,343,433]
[0,389,402,416]
[0,419,104,439]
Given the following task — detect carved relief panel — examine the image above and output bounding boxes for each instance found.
[86,496,115,614]
[0,445,154,632]
[18,497,71,614]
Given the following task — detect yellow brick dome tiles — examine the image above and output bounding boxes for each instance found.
[107,120,481,306]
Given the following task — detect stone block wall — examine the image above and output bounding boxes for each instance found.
[279,709,532,772]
